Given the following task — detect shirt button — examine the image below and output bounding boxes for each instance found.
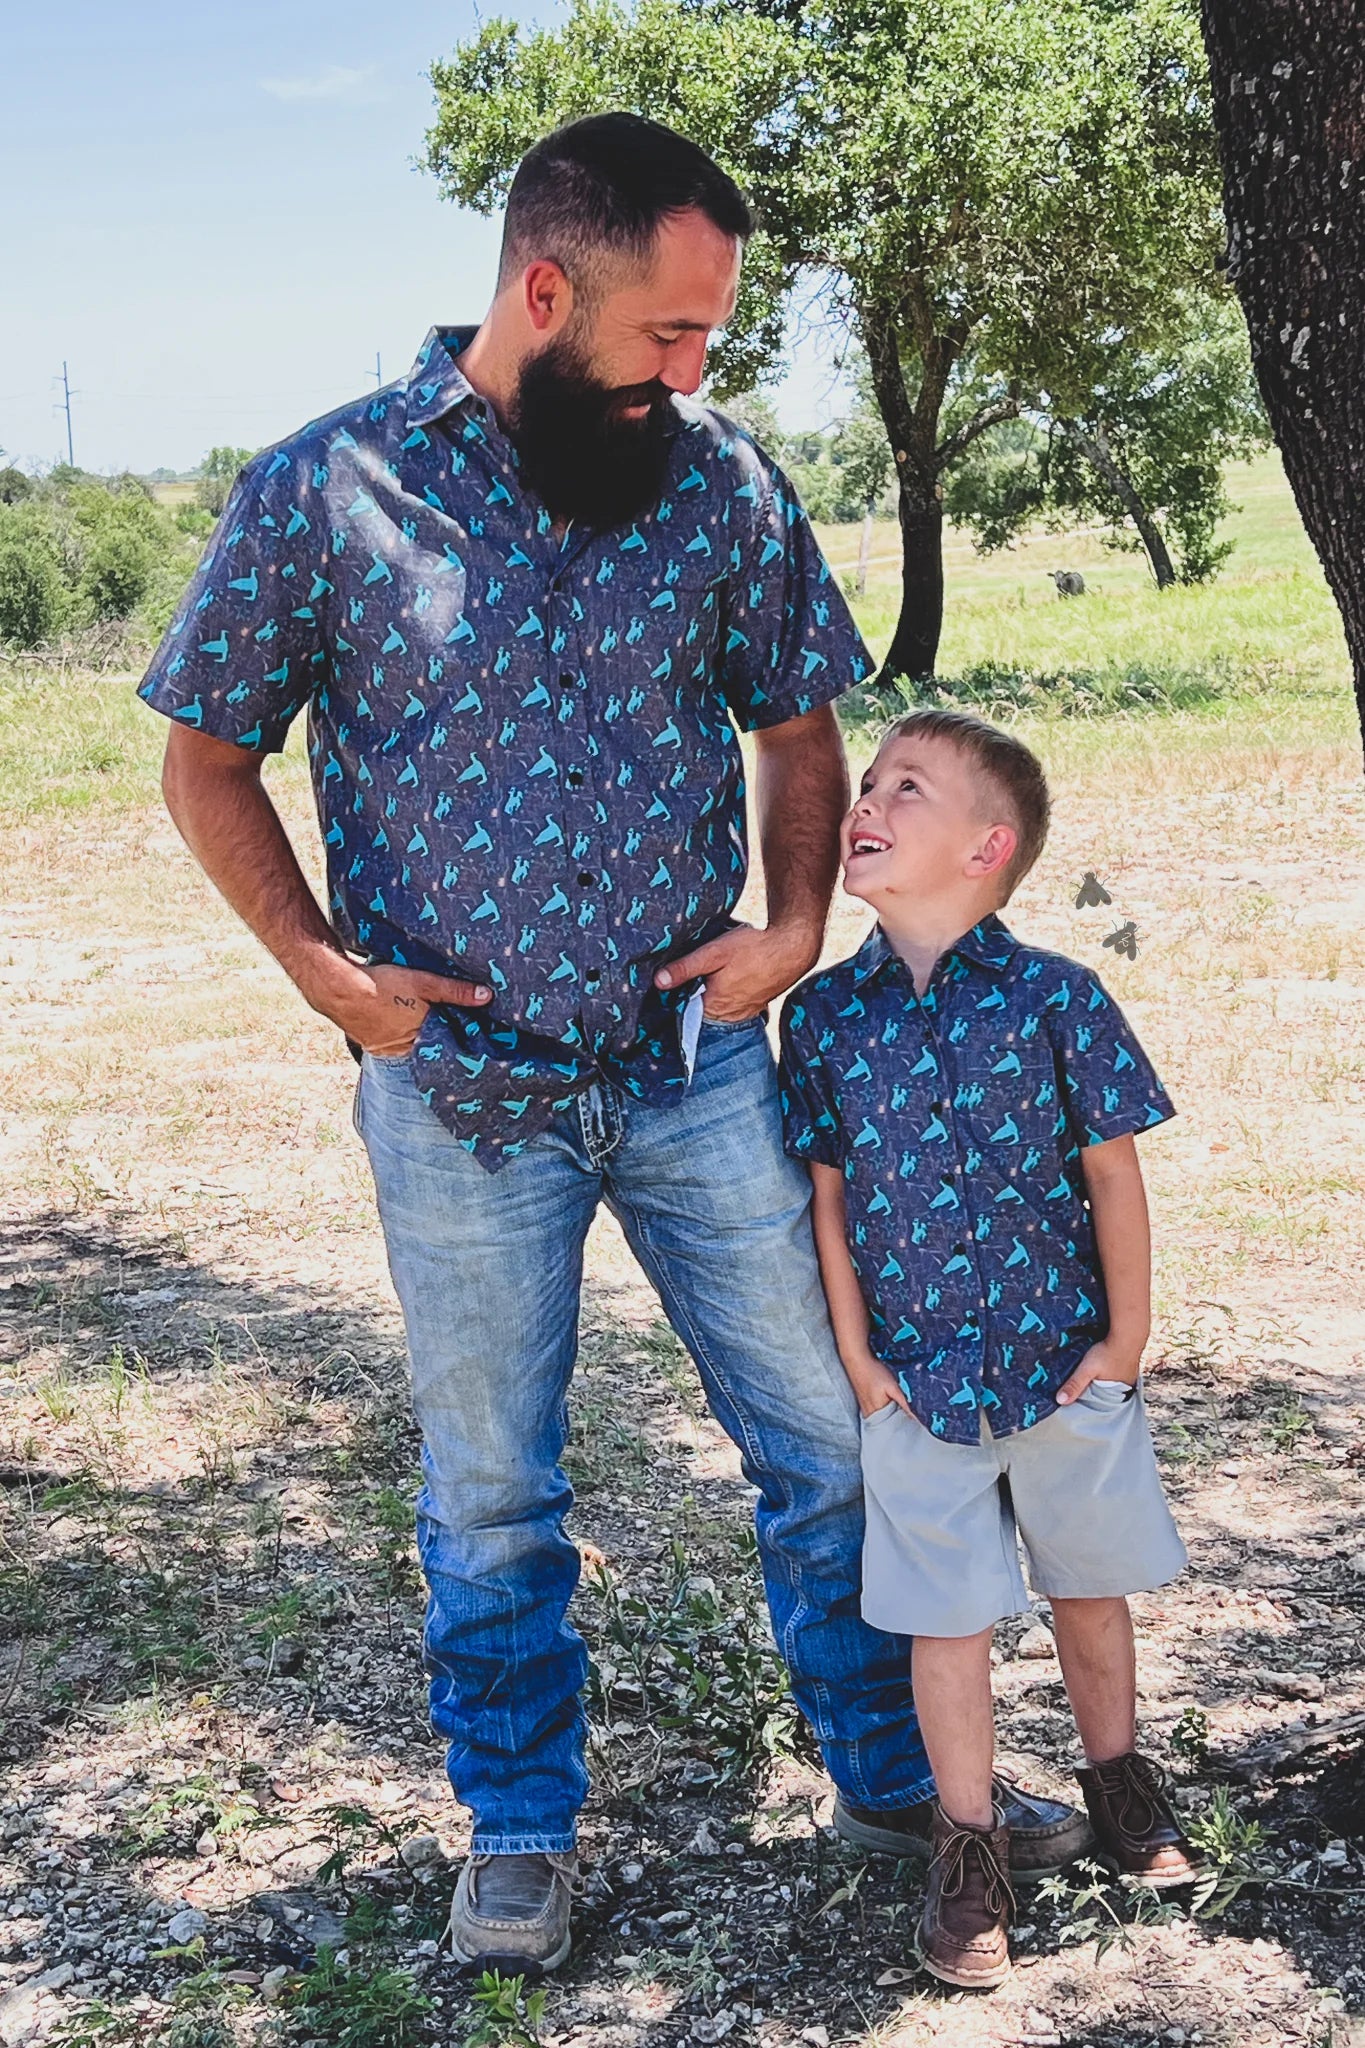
[565,769,584,788]
[559,670,575,688]
[585,972,600,991]
[577,870,596,888]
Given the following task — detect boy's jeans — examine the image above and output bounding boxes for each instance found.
[354,1014,932,1853]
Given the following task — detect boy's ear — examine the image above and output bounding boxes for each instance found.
[972,820,1017,878]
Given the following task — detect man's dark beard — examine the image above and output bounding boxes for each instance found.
[509,337,673,530]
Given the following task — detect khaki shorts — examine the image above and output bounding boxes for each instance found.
[859,1379,1188,1639]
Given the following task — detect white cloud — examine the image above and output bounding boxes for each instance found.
[260,64,374,103]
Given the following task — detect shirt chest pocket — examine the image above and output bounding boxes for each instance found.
[583,565,725,670]
[945,1033,1059,1151]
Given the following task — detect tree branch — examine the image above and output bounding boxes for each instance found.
[1059,418,1177,587]
[935,394,1022,473]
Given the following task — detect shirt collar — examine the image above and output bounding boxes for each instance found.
[405,326,484,427]
[404,323,694,442]
[850,912,1019,989]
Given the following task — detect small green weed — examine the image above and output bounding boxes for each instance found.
[584,1534,803,1784]
[112,1567,217,1682]
[315,1801,421,1887]
[50,2004,144,2048]
[464,1972,547,2048]
[1185,1787,1276,1917]
[118,1772,262,1860]
[285,1947,431,2048]
[37,1366,78,1423]
[363,1486,422,1610]
[1169,1705,1211,1772]
[1036,1858,1179,1959]
[1263,1394,1314,1454]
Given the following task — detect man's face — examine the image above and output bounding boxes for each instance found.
[841,734,1014,910]
[508,209,742,529]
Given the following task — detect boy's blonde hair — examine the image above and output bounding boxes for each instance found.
[879,706,1051,904]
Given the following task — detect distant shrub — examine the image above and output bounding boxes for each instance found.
[0,508,69,647]
[78,515,158,622]
[173,501,215,539]
[840,659,1232,732]
[197,445,256,516]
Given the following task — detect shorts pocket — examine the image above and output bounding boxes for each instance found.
[860,1399,902,1429]
[1078,1376,1139,1409]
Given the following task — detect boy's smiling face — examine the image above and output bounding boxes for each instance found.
[841,731,1016,912]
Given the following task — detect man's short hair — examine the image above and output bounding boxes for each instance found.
[498,112,755,303]
[880,706,1052,904]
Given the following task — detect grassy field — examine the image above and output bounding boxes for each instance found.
[1,458,1363,2048]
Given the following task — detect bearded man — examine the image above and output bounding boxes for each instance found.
[139,113,1089,1976]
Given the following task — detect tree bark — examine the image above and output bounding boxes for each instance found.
[1060,420,1178,589]
[1200,0,1365,764]
[862,300,946,681]
[885,475,945,681]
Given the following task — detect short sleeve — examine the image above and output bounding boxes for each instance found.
[718,453,873,731]
[136,449,326,754]
[778,989,846,1167]
[1049,969,1176,1147]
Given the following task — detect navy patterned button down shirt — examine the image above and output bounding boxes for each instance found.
[779,915,1176,1443]
[138,327,870,1167]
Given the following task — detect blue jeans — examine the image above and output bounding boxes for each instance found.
[354,1016,931,1853]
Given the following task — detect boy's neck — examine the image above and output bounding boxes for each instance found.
[875,899,1002,997]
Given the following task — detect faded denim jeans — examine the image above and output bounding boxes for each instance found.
[354,1015,931,1853]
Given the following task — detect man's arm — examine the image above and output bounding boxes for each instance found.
[655,702,848,1019]
[809,1163,912,1418]
[1055,1134,1153,1402]
[161,725,492,1055]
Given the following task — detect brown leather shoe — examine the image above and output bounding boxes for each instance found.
[447,1849,580,1975]
[917,1804,1015,1991]
[1077,1751,1203,1889]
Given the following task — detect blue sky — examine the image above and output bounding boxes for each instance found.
[0,0,846,475]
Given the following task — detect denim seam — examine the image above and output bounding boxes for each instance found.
[604,1191,840,1759]
[469,1829,579,1856]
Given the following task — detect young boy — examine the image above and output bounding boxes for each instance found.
[779,707,1199,1992]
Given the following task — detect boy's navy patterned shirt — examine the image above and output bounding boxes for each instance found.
[138,327,870,1168]
[779,916,1176,1443]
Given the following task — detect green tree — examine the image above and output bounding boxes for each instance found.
[0,507,68,648]
[946,297,1269,584]
[197,445,256,517]
[69,476,163,622]
[423,0,1221,679]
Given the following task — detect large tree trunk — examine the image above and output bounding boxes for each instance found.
[1061,420,1178,589]
[886,472,945,681]
[1200,0,1365,764]
[861,300,947,683]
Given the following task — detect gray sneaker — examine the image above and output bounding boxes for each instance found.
[446,1850,579,1976]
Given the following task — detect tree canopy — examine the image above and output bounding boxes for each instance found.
[946,295,1268,586]
[424,0,1225,677]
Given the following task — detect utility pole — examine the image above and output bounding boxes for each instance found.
[370,351,382,388]
[55,360,75,466]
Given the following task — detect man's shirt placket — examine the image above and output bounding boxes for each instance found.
[547,537,612,1053]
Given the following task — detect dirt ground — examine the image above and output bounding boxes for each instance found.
[2,684,1363,2048]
